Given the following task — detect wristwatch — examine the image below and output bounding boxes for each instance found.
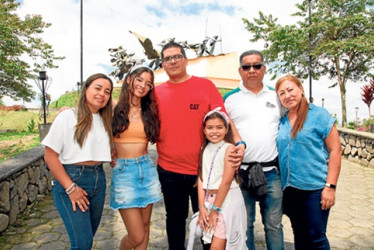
[325,183,337,189]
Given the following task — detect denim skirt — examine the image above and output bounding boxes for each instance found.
[110,154,162,209]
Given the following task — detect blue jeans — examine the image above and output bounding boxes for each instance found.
[52,164,106,250]
[242,168,284,250]
[157,165,199,250]
[283,187,330,250]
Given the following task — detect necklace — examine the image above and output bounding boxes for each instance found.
[130,107,141,119]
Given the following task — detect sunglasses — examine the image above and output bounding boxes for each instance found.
[241,64,263,71]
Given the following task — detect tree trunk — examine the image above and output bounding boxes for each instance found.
[338,78,347,127]
[335,57,347,127]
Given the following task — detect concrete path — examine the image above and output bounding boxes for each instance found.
[0,152,373,249]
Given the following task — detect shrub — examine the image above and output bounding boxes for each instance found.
[27,119,36,132]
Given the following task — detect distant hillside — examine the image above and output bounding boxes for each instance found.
[50,87,121,108]
[49,91,79,108]
[49,86,231,108]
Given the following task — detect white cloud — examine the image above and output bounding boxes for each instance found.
[5,0,370,123]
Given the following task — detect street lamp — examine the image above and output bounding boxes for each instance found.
[308,0,313,103]
[355,107,359,128]
[77,81,81,93]
[80,0,83,90]
[34,71,52,124]
[322,98,325,107]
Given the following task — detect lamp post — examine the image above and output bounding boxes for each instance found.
[322,98,324,107]
[355,107,359,128]
[80,0,83,89]
[308,0,313,103]
[35,71,52,124]
[77,82,81,93]
[40,71,47,124]
[34,71,52,141]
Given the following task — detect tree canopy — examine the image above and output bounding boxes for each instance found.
[243,0,374,127]
[0,0,64,102]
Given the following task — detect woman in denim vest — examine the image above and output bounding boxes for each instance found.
[276,74,342,250]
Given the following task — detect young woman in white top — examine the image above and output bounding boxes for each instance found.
[42,73,113,250]
[197,107,247,250]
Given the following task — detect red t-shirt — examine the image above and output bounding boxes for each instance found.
[155,76,225,175]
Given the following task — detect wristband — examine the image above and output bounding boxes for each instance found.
[235,140,247,149]
[211,204,222,213]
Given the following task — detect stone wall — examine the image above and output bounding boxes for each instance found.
[338,127,374,168]
[0,146,53,233]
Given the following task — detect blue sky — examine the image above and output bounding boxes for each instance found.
[4,0,369,123]
[145,1,238,17]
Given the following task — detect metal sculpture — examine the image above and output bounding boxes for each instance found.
[108,46,145,80]
[108,32,221,81]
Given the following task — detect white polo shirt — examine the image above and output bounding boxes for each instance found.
[224,82,283,171]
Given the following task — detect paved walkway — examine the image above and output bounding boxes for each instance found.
[1,151,374,249]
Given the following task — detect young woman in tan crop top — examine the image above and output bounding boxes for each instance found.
[110,65,162,250]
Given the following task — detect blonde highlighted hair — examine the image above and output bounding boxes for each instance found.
[275,74,309,139]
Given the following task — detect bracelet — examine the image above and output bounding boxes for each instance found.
[235,140,247,149]
[66,183,77,195]
[65,182,75,192]
[66,184,77,195]
[211,204,222,213]
[65,183,76,194]
[199,204,205,209]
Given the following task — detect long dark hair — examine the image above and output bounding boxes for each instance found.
[112,66,159,143]
[74,73,113,148]
[198,111,235,181]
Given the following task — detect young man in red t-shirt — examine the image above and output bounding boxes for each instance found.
[155,41,244,249]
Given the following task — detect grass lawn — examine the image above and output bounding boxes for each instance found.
[0,110,57,163]
[0,131,40,162]
[0,110,57,131]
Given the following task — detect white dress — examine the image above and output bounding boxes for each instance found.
[188,141,248,250]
